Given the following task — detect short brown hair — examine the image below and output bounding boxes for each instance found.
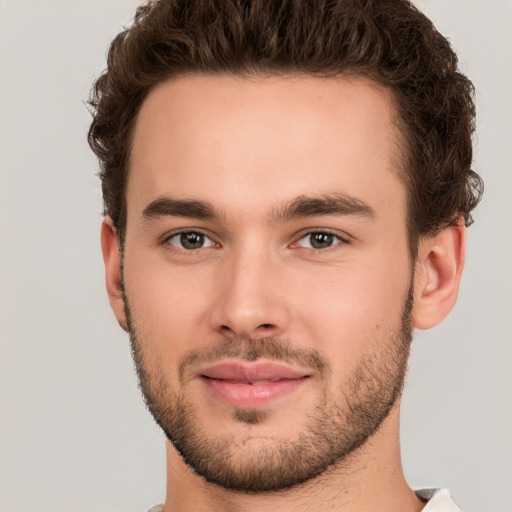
[88,0,483,251]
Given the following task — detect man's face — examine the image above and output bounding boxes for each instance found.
[121,75,414,492]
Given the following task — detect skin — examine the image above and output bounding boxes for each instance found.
[101,74,466,511]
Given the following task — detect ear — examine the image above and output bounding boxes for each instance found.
[412,221,466,330]
[100,217,128,331]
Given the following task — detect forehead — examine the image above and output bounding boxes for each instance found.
[128,74,405,225]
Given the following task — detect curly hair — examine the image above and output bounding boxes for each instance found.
[88,0,483,253]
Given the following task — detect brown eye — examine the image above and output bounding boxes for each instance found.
[180,232,204,249]
[310,233,333,249]
[297,232,344,250]
[167,231,214,250]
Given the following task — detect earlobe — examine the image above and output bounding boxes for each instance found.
[100,217,128,331]
[412,221,466,330]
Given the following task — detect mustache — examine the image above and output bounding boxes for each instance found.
[178,337,329,384]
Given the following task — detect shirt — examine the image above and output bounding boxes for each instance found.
[417,489,463,511]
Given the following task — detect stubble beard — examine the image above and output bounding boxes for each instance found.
[124,286,413,493]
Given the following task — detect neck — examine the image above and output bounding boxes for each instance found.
[161,403,425,512]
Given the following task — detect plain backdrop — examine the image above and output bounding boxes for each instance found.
[1,1,511,511]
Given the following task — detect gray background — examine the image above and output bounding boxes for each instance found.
[0,1,510,511]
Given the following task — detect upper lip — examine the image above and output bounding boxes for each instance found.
[199,361,310,382]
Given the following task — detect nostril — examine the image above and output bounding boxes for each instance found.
[260,324,273,329]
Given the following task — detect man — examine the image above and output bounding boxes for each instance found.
[88,0,482,510]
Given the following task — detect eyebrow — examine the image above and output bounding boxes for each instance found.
[140,192,376,224]
[269,193,376,223]
[141,197,222,222]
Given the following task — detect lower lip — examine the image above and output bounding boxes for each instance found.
[201,376,309,408]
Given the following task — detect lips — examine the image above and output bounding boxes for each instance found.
[199,361,310,408]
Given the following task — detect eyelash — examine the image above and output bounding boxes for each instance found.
[162,229,217,252]
[161,228,350,252]
[293,229,349,251]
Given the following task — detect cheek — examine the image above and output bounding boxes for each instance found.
[122,250,215,357]
[289,257,411,367]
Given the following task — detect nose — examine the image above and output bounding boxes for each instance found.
[210,246,289,340]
